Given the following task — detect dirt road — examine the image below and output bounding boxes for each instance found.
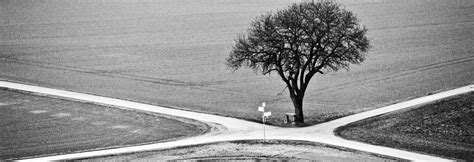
[3,81,471,161]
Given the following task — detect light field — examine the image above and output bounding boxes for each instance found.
[1,0,473,125]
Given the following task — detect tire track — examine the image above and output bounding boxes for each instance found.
[0,58,192,87]
[1,54,472,100]
[307,55,474,96]
[0,57,269,98]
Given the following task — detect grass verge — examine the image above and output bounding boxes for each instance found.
[336,92,474,160]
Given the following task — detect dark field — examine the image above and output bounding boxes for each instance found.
[0,88,208,160]
[1,0,473,125]
[337,92,474,160]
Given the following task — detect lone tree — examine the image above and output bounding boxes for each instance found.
[227,1,370,123]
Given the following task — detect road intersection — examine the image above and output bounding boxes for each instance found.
[1,80,471,161]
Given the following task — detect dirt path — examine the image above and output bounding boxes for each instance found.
[1,80,471,161]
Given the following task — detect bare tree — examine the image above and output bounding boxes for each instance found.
[227,1,370,123]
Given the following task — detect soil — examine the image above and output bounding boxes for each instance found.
[336,92,474,160]
[83,140,397,161]
[0,88,209,160]
[1,0,472,127]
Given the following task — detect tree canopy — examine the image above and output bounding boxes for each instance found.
[227,1,370,123]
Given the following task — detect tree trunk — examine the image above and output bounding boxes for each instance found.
[291,95,304,124]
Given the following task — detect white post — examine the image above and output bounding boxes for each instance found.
[258,102,271,142]
[262,116,266,141]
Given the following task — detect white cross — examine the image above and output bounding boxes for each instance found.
[258,102,271,141]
